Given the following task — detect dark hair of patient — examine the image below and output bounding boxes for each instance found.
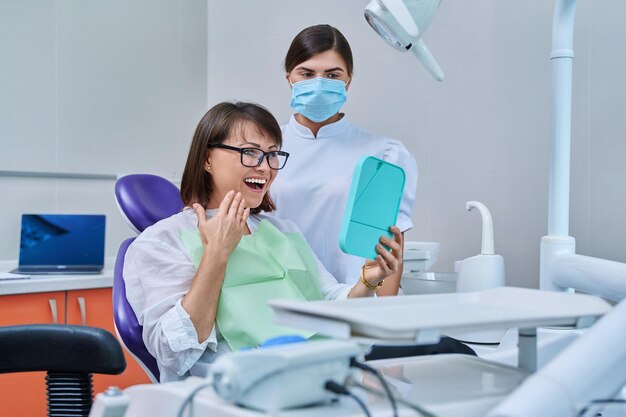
[180,101,282,214]
[284,24,354,75]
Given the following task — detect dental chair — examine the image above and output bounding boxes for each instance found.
[0,324,125,417]
[113,174,184,383]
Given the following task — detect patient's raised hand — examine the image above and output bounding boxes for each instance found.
[193,190,250,259]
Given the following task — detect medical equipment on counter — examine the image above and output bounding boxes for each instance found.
[401,242,455,295]
[455,201,506,293]
[401,271,457,295]
[403,241,439,273]
[449,201,506,344]
[365,0,444,81]
[209,340,363,411]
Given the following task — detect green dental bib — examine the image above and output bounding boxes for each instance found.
[181,219,324,351]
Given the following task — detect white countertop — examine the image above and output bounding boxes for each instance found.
[0,258,114,295]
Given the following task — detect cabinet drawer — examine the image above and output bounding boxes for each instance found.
[0,291,66,325]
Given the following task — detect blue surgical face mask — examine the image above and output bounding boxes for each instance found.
[290,77,347,123]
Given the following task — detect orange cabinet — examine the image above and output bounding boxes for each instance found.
[0,291,66,416]
[0,288,150,415]
[0,291,66,326]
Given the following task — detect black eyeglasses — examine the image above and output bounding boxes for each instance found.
[207,143,290,170]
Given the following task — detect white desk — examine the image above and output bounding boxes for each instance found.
[0,258,114,295]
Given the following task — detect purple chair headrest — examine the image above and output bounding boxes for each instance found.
[115,174,184,233]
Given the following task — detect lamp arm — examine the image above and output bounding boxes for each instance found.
[410,39,444,81]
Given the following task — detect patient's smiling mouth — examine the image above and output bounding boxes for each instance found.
[243,177,267,191]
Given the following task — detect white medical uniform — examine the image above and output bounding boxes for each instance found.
[272,115,418,285]
[123,209,351,382]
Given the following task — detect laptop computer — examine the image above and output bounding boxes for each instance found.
[11,214,106,275]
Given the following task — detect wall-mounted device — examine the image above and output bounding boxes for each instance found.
[365,0,444,80]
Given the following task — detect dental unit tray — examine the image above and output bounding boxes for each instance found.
[209,340,363,412]
[339,156,405,260]
[270,287,611,345]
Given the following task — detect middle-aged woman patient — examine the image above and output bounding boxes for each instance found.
[271,24,419,296]
[123,101,403,382]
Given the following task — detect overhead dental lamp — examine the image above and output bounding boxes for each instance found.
[365,0,444,81]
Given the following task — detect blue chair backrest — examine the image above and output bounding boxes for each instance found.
[113,174,184,382]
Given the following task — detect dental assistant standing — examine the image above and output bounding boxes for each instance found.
[272,24,418,296]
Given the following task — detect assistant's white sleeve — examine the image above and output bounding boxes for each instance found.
[124,238,218,380]
[383,140,418,232]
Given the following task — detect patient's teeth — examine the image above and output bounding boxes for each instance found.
[244,178,267,184]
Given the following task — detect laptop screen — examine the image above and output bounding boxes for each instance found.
[18,214,106,269]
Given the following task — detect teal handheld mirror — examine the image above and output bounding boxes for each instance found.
[339,156,406,260]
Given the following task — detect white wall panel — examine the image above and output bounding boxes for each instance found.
[0,0,207,261]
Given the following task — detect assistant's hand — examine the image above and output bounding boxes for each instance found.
[193,190,250,259]
[363,226,403,285]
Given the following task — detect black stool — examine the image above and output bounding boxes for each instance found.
[0,324,126,417]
